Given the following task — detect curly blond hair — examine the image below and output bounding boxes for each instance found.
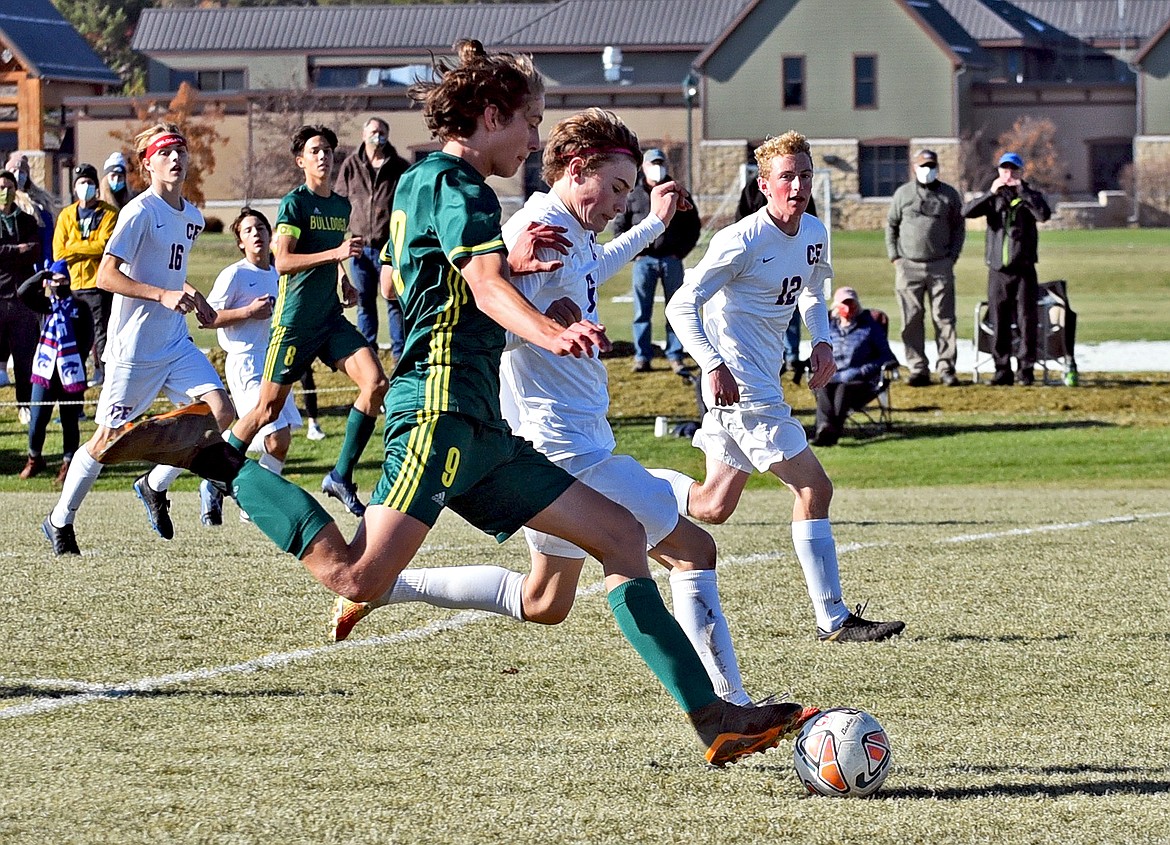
[754,131,811,179]
[540,108,640,184]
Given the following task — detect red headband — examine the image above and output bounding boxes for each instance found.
[575,146,638,160]
[143,133,187,160]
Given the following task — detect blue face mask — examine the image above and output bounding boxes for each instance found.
[76,182,97,203]
[108,175,126,192]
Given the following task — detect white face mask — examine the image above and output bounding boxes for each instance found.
[915,165,938,185]
[645,164,667,184]
[76,182,97,203]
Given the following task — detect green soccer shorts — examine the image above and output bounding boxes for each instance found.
[371,410,576,541]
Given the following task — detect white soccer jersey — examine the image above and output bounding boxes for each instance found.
[500,189,664,460]
[207,258,279,357]
[103,189,205,365]
[667,208,832,409]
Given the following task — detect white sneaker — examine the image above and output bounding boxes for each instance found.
[306,420,326,441]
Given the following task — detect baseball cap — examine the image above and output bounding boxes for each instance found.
[913,149,938,166]
[998,151,1024,169]
[73,163,99,183]
[103,152,127,175]
[643,148,667,164]
[832,286,861,308]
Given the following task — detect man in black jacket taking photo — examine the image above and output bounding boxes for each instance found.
[962,151,1052,386]
[613,148,701,374]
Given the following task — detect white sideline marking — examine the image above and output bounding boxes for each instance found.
[2,511,1167,721]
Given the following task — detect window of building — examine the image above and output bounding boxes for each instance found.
[854,55,877,108]
[1089,141,1132,193]
[196,69,245,92]
[859,143,906,197]
[782,56,805,109]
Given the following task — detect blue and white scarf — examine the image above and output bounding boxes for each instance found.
[31,292,87,393]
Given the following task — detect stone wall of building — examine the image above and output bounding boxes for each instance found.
[1134,136,1170,226]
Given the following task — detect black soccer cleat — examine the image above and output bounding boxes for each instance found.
[42,516,80,556]
[817,606,905,643]
[133,473,174,540]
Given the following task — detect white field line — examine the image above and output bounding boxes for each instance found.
[2,511,1167,722]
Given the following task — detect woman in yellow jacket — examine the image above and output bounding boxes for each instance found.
[53,163,118,384]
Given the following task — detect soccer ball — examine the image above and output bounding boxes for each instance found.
[792,707,892,797]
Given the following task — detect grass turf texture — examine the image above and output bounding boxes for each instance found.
[1,487,1168,844]
[1,227,1169,841]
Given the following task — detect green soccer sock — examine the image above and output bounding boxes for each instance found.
[232,460,335,558]
[226,431,246,452]
[607,578,719,713]
[333,407,377,481]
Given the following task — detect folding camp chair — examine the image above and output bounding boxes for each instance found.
[972,280,1077,385]
[844,362,899,435]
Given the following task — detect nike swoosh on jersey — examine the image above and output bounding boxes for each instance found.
[762,256,775,263]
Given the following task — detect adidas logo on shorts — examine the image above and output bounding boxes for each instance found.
[431,491,446,507]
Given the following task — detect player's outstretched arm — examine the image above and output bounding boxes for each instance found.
[461,252,610,358]
[273,231,363,277]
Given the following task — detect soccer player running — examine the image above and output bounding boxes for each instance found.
[653,131,905,643]
[101,41,817,765]
[42,123,233,555]
[331,108,761,707]
[199,208,301,525]
[224,125,388,518]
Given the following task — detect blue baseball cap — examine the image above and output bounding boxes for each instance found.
[997,152,1024,169]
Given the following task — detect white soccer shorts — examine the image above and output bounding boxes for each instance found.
[226,353,302,445]
[95,346,224,429]
[693,403,809,474]
[523,450,679,558]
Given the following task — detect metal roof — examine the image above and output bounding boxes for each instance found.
[936,0,1023,40]
[133,0,752,54]
[1015,0,1170,40]
[0,0,119,85]
[903,0,994,64]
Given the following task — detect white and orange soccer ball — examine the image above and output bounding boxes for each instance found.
[792,707,892,797]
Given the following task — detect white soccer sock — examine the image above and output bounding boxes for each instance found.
[257,452,284,475]
[51,448,102,527]
[376,566,525,621]
[647,468,696,516]
[146,464,184,492]
[792,518,849,632]
[669,569,752,705]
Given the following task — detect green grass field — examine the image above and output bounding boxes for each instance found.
[1,226,1169,842]
[1,486,1168,844]
[181,227,1170,348]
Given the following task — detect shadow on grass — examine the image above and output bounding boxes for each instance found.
[0,683,312,702]
[835,418,1116,445]
[881,776,1170,800]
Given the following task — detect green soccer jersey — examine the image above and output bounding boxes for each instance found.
[272,184,351,329]
[385,152,509,423]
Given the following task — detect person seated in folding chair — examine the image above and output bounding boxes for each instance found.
[811,286,898,447]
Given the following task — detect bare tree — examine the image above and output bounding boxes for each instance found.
[239,85,366,201]
[994,117,1067,196]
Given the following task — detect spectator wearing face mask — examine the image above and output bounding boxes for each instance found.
[53,163,119,385]
[100,152,133,210]
[5,152,58,270]
[811,286,898,447]
[885,149,965,387]
[612,147,701,374]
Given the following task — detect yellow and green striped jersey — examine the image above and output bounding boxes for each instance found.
[385,152,509,423]
[272,184,351,329]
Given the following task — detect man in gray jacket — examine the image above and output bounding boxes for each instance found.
[885,149,965,387]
